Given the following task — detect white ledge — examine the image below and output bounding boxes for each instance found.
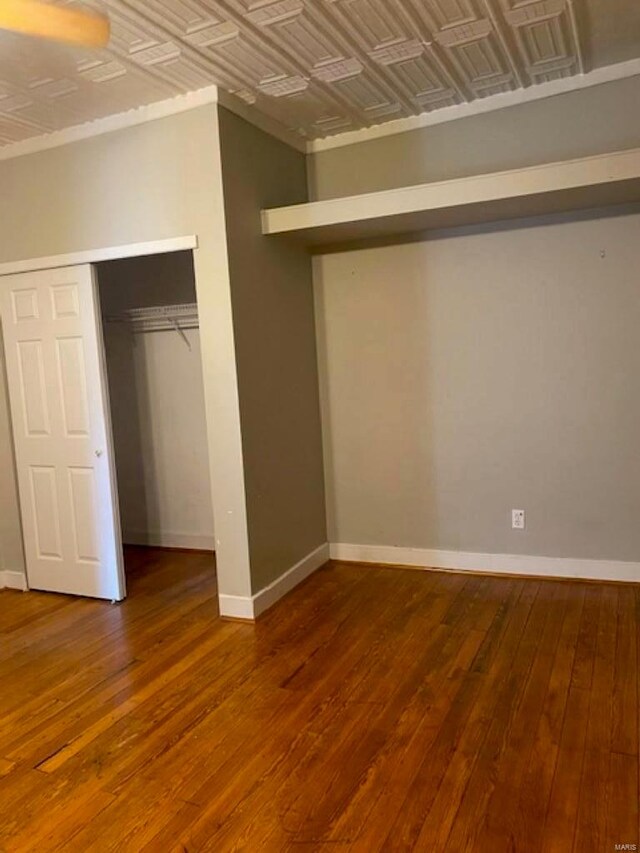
[261,147,640,248]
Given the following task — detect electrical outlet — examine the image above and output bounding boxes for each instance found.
[512,509,525,530]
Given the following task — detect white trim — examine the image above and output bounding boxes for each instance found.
[0,87,219,162]
[218,543,330,620]
[262,146,640,244]
[0,56,637,162]
[217,90,307,154]
[330,544,640,584]
[0,236,198,277]
[252,543,330,617]
[218,593,255,621]
[308,58,640,153]
[123,530,215,551]
[0,571,28,591]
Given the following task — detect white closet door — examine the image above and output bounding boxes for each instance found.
[0,265,125,600]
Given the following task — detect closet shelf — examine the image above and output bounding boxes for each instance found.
[106,302,199,334]
[261,147,640,249]
[106,302,198,350]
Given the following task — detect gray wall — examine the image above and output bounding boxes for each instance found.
[0,107,253,598]
[218,107,327,593]
[314,208,640,562]
[308,76,640,200]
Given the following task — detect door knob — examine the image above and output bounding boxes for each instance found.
[95,449,103,458]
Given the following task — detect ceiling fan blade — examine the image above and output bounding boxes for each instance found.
[0,0,110,48]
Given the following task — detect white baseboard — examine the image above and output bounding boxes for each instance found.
[253,543,330,617]
[123,530,215,551]
[217,593,255,621]
[330,543,640,583]
[218,543,330,620]
[0,570,28,591]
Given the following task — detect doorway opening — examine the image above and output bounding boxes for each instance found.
[95,250,215,584]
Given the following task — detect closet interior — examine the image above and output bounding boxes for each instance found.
[96,251,214,568]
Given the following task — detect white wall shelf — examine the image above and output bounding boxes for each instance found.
[261,148,640,249]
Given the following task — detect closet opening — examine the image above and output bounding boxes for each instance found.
[96,250,215,585]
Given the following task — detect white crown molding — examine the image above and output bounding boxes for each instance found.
[330,544,640,584]
[3,57,638,164]
[0,86,219,163]
[1,53,637,165]
[218,543,329,620]
[307,58,640,154]
[217,90,307,154]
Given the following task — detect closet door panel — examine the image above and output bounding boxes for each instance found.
[0,265,125,600]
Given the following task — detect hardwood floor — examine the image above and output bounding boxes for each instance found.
[0,548,638,852]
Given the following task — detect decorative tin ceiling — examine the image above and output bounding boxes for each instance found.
[0,0,631,147]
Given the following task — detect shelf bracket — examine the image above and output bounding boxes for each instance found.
[169,316,191,350]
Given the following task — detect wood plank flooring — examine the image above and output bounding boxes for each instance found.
[0,547,638,851]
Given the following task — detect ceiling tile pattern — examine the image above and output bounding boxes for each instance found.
[0,0,591,146]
